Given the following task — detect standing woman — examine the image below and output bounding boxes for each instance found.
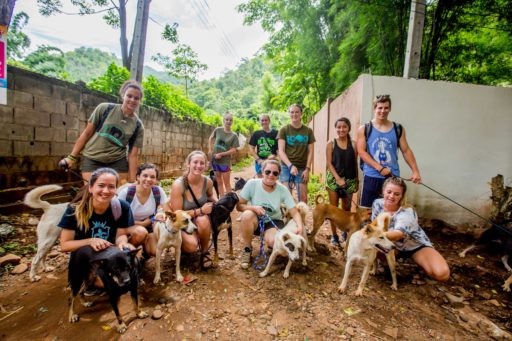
[372,177,450,282]
[325,117,358,245]
[278,104,315,203]
[58,168,147,293]
[208,112,239,197]
[170,151,218,270]
[59,80,144,184]
[117,163,169,257]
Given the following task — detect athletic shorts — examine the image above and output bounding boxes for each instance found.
[279,164,306,184]
[325,171,357,194]
[360,175,385,208]
[81,156,128,173]
[397,245,427,260]
[212,161,230,173]
[253,219,285,236]
[254,161,262,174]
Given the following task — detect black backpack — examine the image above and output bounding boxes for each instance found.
[95,103,142,151]
[359,121,403,171]
[124,185,161,209]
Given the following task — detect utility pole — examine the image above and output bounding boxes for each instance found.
[130,0,151,82]
[403,0,426,79]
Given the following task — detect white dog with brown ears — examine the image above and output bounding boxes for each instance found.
[259,202,309,279]
[152,209,197,284]
[338,212,397,296]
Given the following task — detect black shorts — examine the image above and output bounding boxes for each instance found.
[81,156,129,173]
[397,245,427,260]
[254,219,285,236]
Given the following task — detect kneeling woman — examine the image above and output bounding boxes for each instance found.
[372,177,450,281]
[169,151,218,269]
[58,168,148,292]
[237,159,305,270]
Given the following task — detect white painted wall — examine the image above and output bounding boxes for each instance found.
[359,75,512,226]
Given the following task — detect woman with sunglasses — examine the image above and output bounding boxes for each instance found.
[236,159,305,269]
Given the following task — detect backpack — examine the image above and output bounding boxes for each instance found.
[110,197,122,221]
[95,103,142,151]
[360,121,403,171]
[124,185,161,209]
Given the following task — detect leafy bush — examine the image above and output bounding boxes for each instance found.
[88,63,130,97]
[307,174,327,206]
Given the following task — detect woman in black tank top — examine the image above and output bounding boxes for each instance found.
[325,118,359,245]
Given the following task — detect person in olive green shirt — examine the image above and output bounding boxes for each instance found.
[277,104,315,203]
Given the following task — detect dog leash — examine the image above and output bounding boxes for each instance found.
[252,214,279,270]
[398,176,512,237]
[288,172,301,202]
[58,161,89,183]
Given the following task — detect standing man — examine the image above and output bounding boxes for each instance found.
[356,94,421,208]
[278,104,315,203]
[249,114,278,178]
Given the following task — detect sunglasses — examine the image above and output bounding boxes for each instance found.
[264,170,279,176]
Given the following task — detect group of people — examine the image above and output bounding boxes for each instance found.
[56,80,449,292]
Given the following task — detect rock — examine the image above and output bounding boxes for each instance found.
[458,311,469,322]
[176,324,184,332]
[0,254,21,267]
[345,327,355,336]
[485,299,501,307]
[445,292,464,304]
[48,251,60,258]
[28,217,39,226]
[383,326,398,339]
[267,325,278,336]
[152,309,163,319]
[0,224,15,238]
[11,263,28,274]
[477,292,492,300]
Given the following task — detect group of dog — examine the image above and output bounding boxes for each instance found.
[22,176,512,333]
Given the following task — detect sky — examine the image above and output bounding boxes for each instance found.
[13,0,268,80]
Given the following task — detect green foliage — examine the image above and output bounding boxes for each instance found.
[159,178,175,194]
[7,12,31,60]
[307,174,327,207]
[63,47,119,83]
[232,156,254,172]
[88,63,130,96]
[23,45,68,79]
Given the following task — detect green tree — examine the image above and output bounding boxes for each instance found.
[7,11,30,60]
[88,63,130,96]
[23,45,67,79]
[152,44,208,98]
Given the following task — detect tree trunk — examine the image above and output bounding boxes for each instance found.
[489,174,512,226]
[119,0,129,69]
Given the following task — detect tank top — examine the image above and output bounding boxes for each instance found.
[178,177,208,210]
[362,125,400,178]
[331,138,357,179]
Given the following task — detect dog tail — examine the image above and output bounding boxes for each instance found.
[24,184,63,211]
[315,194,325,205]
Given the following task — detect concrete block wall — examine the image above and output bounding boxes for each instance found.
[0,67,243,193]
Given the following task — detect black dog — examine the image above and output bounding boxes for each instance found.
[68,246,148,333]
[209,170,220,197]
[234,176,246,191]
[459,224,512,272]
[206,191,239,268]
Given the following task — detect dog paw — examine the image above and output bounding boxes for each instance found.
[337,286,346,294]
[117,322,128,334]
[259,271,268,278]
[82,301,94,308]
[69,314,80,323]
[137,311,149,319]
[302,260,307,266]
[458,252,466,258]
[283,272,290,279]
[176,274,184,283]
[153,275,161,284]
[30,274,41,282]
[503,284,511,292]
[354,289,364,297]
[390,284,398,291]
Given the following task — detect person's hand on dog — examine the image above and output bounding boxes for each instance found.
[200,202,213,215]
[251,205,266,216]
[89,238,112,251]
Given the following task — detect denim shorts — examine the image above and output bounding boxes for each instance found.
[253,219,285,236]
[81,156,128,173]
[279,164,305,184]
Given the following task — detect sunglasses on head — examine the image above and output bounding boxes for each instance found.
[264,170,279,176]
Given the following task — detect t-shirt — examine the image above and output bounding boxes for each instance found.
[249,129,278,159]
[277,124,316,169]
[117,185,168,221]
[211,127,240,166]
[371,199,432,252]
[57,199,134,244]
[239,179,296,221]
[83,103,145,163]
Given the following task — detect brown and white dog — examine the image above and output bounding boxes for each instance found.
[24,184,68,282]
[338,212,397,296]
[259,202,309,278]
[153,210,197,283]
[309,195,371,252]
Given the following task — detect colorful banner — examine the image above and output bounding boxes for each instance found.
[0,35,6,104]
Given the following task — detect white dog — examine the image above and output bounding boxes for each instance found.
[338,212,397,296]
[153,209,197,284]
[259,202,309,279]
[24,185,68,282]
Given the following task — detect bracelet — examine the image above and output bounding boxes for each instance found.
[379,166,385,173]
[305,166,311,171]
[289,164,294,169]
[66,154,77,161]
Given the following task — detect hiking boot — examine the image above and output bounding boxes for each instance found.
[331,234,340,246]
[241,247,252,269]
[84,286,105,297]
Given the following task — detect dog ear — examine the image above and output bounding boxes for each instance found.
[282,233,291,242]
[167,211,177,220]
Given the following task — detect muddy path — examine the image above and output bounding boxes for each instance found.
[0,168,511,340]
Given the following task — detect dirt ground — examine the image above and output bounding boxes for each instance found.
[0,167,511,340]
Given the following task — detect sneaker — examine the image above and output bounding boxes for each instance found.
[83,286,105,297]
[331,234,340,246]
[240,247,252,269]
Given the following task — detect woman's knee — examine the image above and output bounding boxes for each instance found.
[128,225,148,246]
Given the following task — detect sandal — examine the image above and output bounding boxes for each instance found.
[200,252,214,271]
